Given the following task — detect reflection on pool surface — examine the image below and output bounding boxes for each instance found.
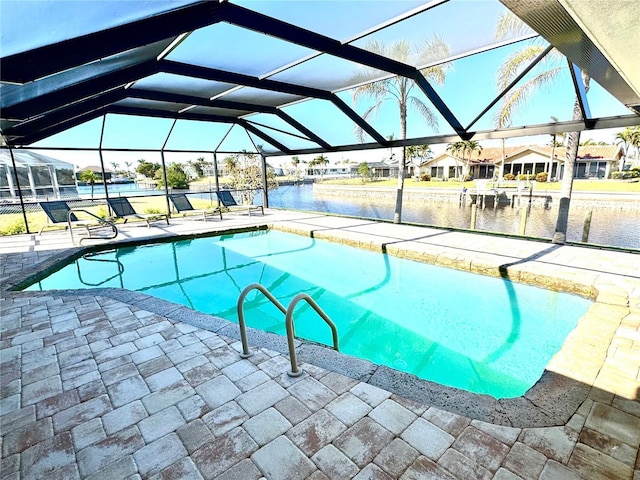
[26,230,592,398]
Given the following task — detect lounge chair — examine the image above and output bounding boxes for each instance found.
[169,193,222,221]
[107,197,169,228]
[215,190,264,216]
[39,201,118,245]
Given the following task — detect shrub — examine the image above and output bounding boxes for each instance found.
[535,172,548,182]
[0,220,26,236]
[357,162,370,182]
[420,174,431,182]
[155,163,189,189]
[503,173,516,180]
[611,169,640,179]
[96,206,108,219]
[462,174,473,182]
[145,208,162,214]
[517,173,536,181]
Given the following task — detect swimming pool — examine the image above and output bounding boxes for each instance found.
[26,229,592,398]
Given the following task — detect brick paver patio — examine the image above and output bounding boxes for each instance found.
[1,211,639,479]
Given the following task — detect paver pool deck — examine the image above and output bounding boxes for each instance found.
[1,209,639,479]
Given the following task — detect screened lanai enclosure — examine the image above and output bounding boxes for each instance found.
[1,0,639,248]
[0,150,77,200]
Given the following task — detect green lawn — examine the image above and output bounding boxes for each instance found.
[2,178,637,235]
[0,196,193,236]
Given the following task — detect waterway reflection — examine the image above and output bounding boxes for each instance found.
[267,184,639,250]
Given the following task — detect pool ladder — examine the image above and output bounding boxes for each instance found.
[237,283,339,377]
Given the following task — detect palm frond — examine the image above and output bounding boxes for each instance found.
[421,65,449,86]
[349,69,383,88]
[493,68,561,128]
[353,126,368,144]
[464,140,482,158]
[364,39,385,56]
[533,67,563,93]
[361,101,385,122]
[495,11,533,40]
[354,101,386,142]
[417,34,452,85]
[496,45,546,90]
[409,96,439,131]
[388,39,412,63]
[386,79,407,104]
[416,34,450,65]
[446,141,464,159]
[352,79,389,104]
[493,86,528,129]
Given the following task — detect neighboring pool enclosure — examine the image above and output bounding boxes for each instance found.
[0,150,77,200]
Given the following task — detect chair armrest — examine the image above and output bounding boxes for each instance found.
[68,209,118,245]
[68,209,116,226]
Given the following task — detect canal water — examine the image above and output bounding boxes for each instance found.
[266,184,639,250]
[77,183,639,250]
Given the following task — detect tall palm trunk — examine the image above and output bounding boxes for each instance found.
[552,73,590,244]
[549,134,556,177]
[394,100,407,224]
[500,138,505,179]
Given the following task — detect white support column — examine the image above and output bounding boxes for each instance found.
[49,165,60,197]
[5,165,16,197]
[27,165,37,197]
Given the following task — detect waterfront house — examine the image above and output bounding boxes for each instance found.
[75,165,115,184]
[419,145,623,181]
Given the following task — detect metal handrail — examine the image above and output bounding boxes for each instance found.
[285,293,339,377]
[237,283,287,358]
[236,283,339,376]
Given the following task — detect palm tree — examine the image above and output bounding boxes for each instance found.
[124,161,133,178]
[615,126,640,171]
[290,156,300,178]
[223,156,237,176]
[352,37,451,223]
[78,169,99,199]
[406,144,432,178]
[446,140,482,180]
[630,127,640,165]
[547,115,566,179]
[494,12,591,244]
[386,134,395,162]
[312,154,329,181]
[552,72,591,243]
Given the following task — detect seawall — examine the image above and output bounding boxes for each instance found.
[313,184,640,210]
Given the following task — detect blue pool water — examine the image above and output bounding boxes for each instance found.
[26,230,592,398]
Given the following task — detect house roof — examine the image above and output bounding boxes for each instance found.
[80,165,115,173]
[0,149,74,169]
[1,1,639,155]
[365,162,392,169]
[422,144,622,166]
